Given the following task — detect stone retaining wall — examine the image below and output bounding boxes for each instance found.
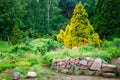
[52,57,120,77]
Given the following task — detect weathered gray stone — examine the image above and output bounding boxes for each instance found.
[102,73,115,78]
[79,60,88,66]
[74,65,79,71]
[27,71,37,78]
[90,58,102,71]
[13,72,21,80]
[102,64,117,72]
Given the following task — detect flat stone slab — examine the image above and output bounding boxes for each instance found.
[90,58,102,71]
[27,71,37,78]
[102,64,117,72]
[102,73,115,78]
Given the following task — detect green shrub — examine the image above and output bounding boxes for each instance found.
[27,58,40,65]
[0,61,15,71]
[0,73,12,80]
[14,67,29,74]
[29,38,63,54]
[113,38,120,48]
[102,40,115,49]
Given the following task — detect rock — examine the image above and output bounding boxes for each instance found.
[61,69,69,73]
[102,64,117,72]
[13,72,21,80]
[111,58,120,74]
[84,70,95,75]
[75,59,79,64]
[79,59,88,66]
[102,73,115,78]
[61,65,66,68]
[85,57,94,67]
[95,71,103,76]
[90,58,102,71]
[87,61,94,67]
[57,62,65,66]
[66,64,71,69]
[80,65,89,70]
[117,58,120,74]
[74,65,79,71]
[27,71,37,78]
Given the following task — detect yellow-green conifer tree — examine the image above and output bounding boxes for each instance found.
[57,2,102,48]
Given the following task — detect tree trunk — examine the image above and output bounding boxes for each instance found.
[7,35,10,46]
[47,0,51,34]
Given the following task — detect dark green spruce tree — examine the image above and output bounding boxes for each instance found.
[94,0,120,40]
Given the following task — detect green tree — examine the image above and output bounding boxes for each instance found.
[57,2,101,48]
[94,0,120,40]
[11,24,23,45]
[0,0,26,43]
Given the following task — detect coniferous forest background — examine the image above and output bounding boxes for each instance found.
[0,0,120,45]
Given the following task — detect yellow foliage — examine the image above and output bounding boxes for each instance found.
[57,2,102,48]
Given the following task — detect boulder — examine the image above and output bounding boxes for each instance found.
[27,71,37,78]
[90,58,102,71]
[13,72,21,80]
[102,64,117,72]
[79,59,88,66]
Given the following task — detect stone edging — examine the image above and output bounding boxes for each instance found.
[52,57,120,78]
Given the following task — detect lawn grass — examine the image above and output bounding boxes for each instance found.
[0,41,13,53]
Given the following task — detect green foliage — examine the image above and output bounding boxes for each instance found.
[102,40,115,49]
[94,0,120,40]
[0,61,15,71]
[10,44,32,53]
[29,38,63,54]
[0,41,13,53]
[16,61,31,67]
[113,38,120,48]
[43,39,120,65]
[0,73,12,80]
[57,2,102,48]
[11,25,23,45]
[0,0,27,40]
